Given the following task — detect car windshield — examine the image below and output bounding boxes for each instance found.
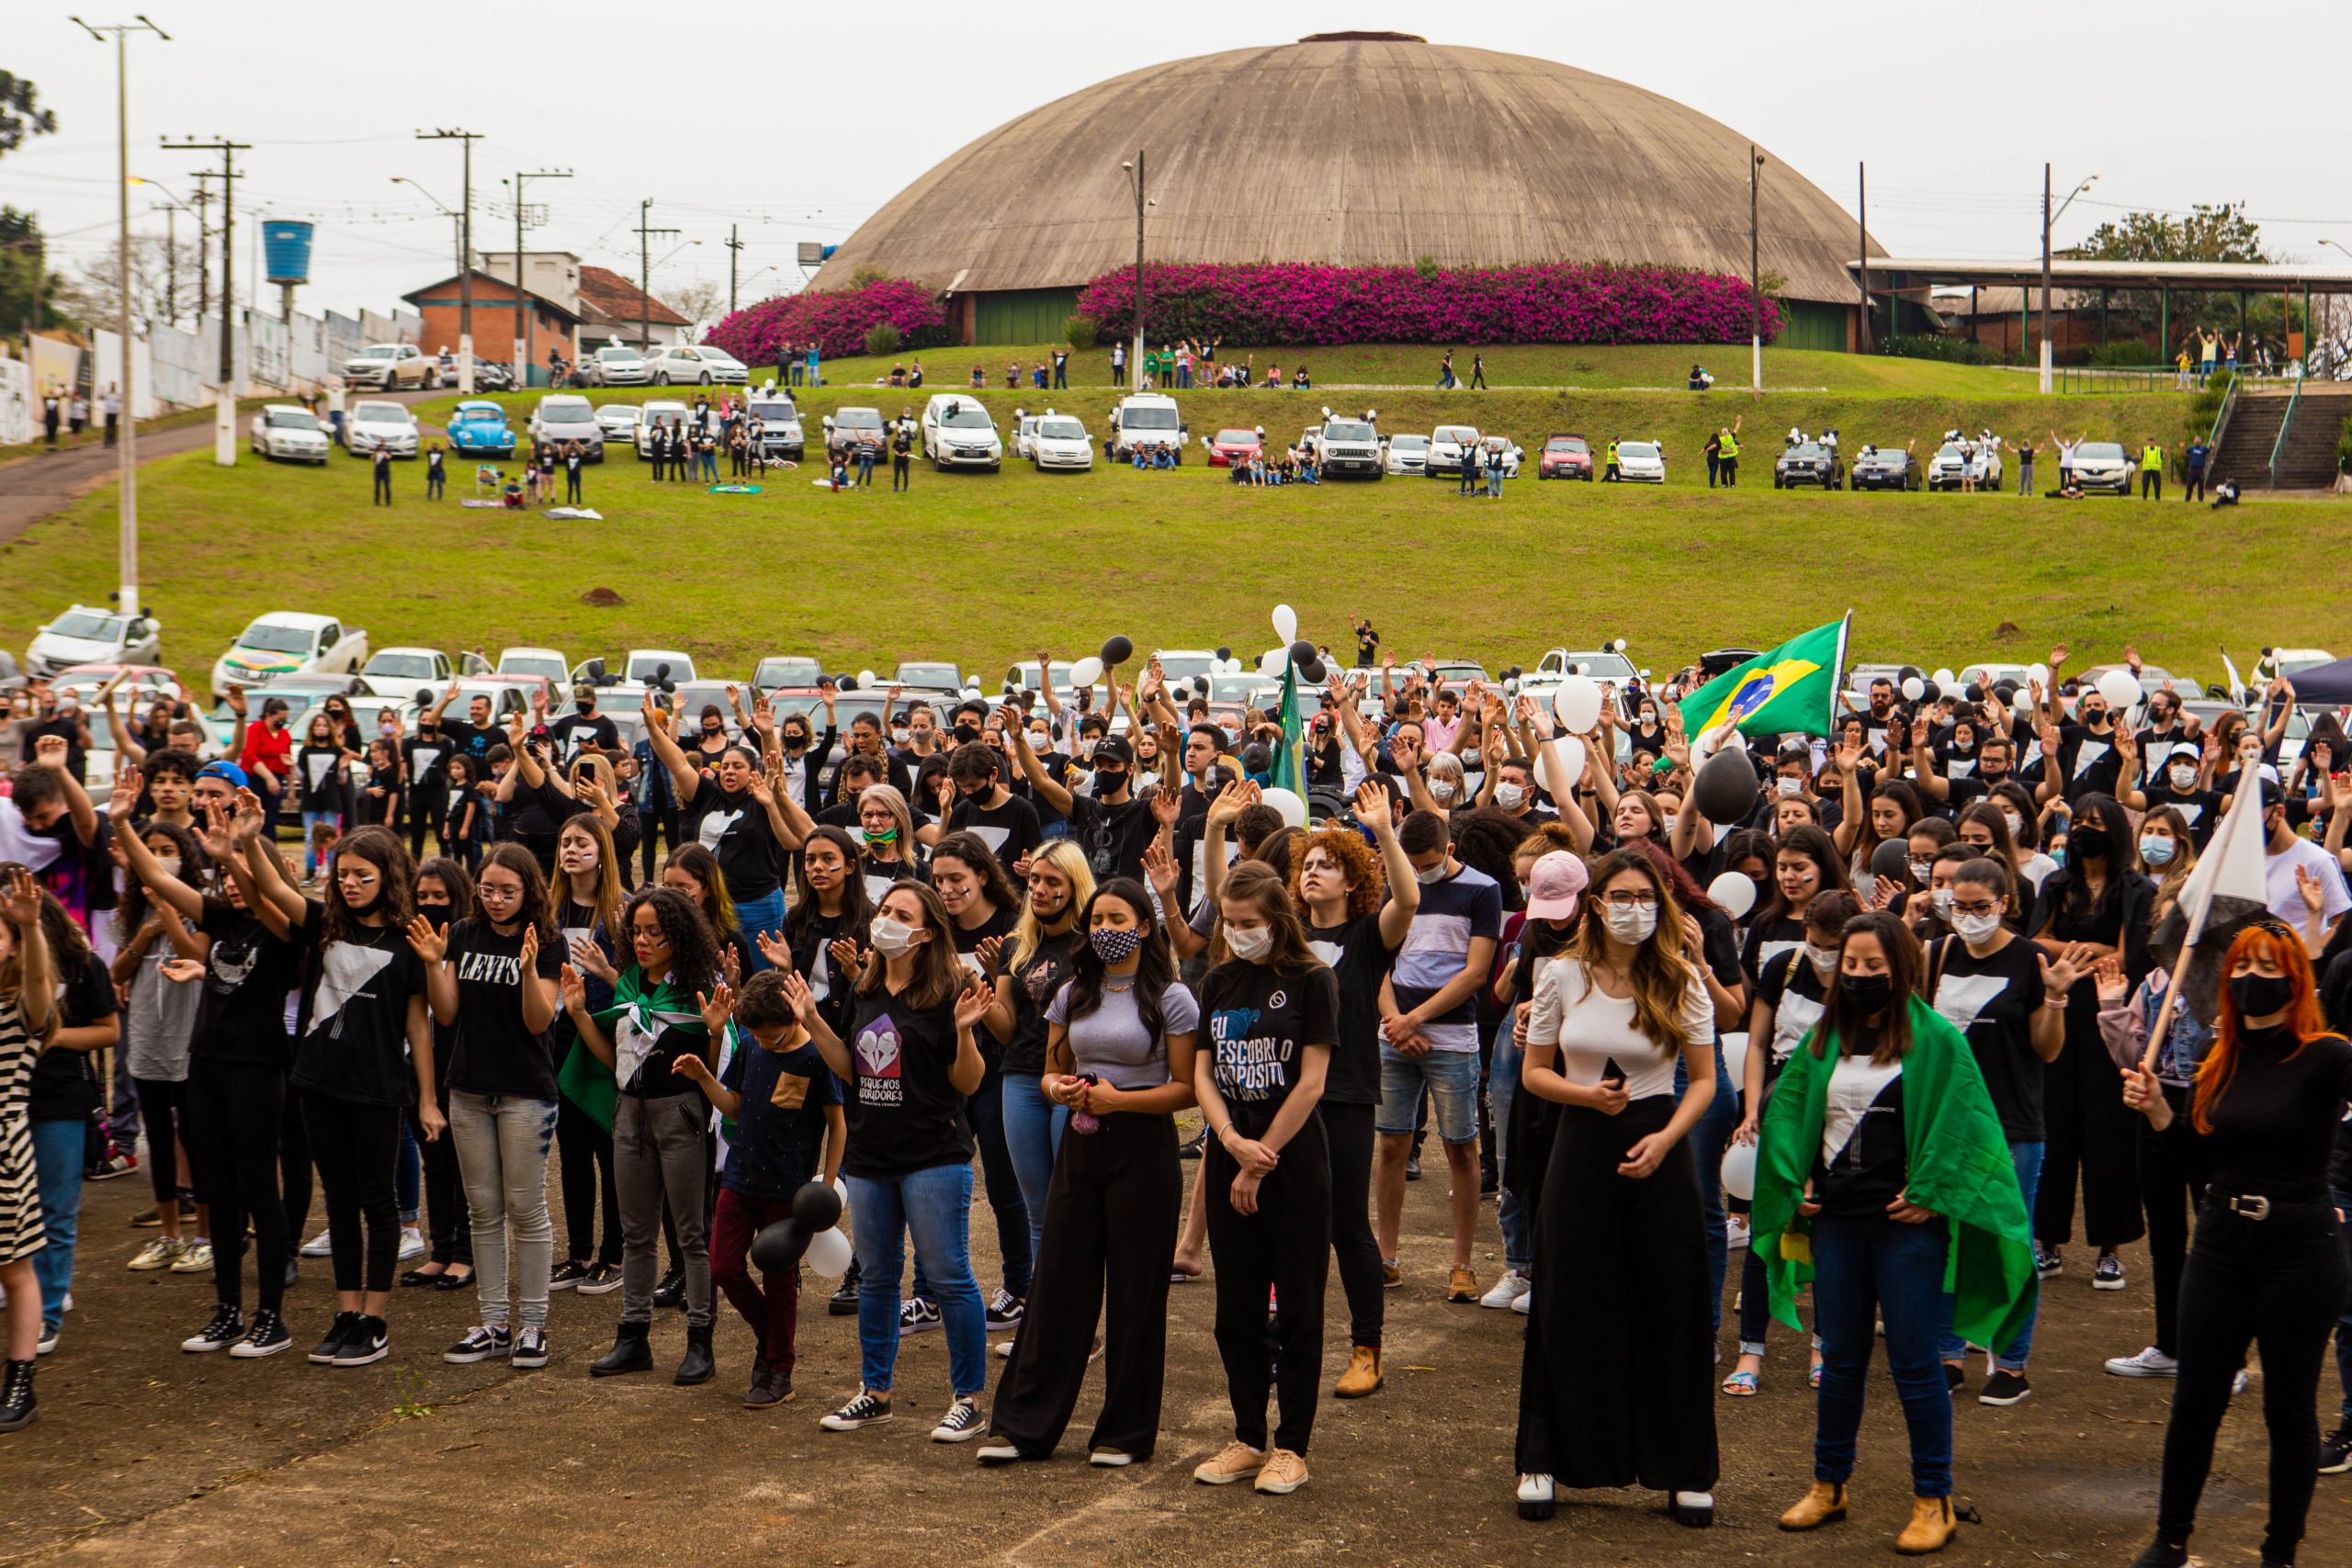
[501,656,567,681]
[627,654,693,681]
[1325,422,1374,442]
[353,404,411,424]
[600,350,641,364]
[541,399,592,420]
[455,407,504,424]
[2077,442,2127,461]
[1434,426,1478,444]
[265,410,319,430]
[835,410,882,430]
[1123,406,1179,430]
[1935,444,1964,460]
[896,662,960,687]
[367,653,437,678]
[1545,437,1586,453]
[1038,419,1085,440]
[50,611,123,640]
[1155,652,1215,682]
[750,401,796,422]
[1389,435,1428,450]
[1620,442,1658,460]
[1216,430,1258,444]
[238,622,316,655]
[753,657,821,688]
[1012,660,1074,687]
[940,404,993,430]
[698,349,739,365]
[1789,444,1826,459]
[2278,654,2334,675]
[1567,652,1637,682]
[353,347,397,360]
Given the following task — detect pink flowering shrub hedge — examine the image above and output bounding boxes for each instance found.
[704,276,950,363]
[1074,262,1778,345]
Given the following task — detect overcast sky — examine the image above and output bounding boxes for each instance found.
[10,0,2339,327]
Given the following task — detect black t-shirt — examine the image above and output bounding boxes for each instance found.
[550,712,620,758]
[441,719,501,765]
[1064,790,1159,886]
[1739,914,1807,990]
[841,987,975,1179]
[2054,722,2124,802]
[1753,947,1829,1071]
[947,793,1042,873]
[1814,1054,1908,1217]
[2197,1026,2352,1204]
[720,1035,838,1200]
[27,951,117,1120]
[609,969,713,1098]
[1306,911,1400,1107]
[444,919,564,1100]
[190,907,303,1066]
[684,775,786,902]
[1927,934,2046,1144]
[856,847,929,910]
[950,903,1018,988]
[295,920,426,1107]
[999,928,1078,1077]
[782,900,865,1042]
[2142,782,2223,847]
[1199,959,1340,1136]
[402,733,451,795]
[297,744,346,811]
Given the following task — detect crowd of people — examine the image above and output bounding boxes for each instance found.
[2,634,2350,1566]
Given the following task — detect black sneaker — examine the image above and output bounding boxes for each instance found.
[511,1325,549,1370]
[2034,1243,2063,1280]
[2320,1421,2352,1474]
[2127,1538,2188,1568]
[229,1309,293,1359]
[577,1261,623,1296]
[1979,1370,2031,1406]
[443,1324,512,1364]
[180,1303,244,1353]
[899,1297,942,1335]
[308,1310,360,1364]
[548,1259,589,1292]
[820,1389,893,1430]
[1944,1362,1966,1393]
[283,1258,300,1290]
[332,1315,390,1368]
[985,1290,1024,1331]
[829,1279,860,1317]
[2093,1255,2127,1292]
[1177,1127,1206,1160]
[651,1268,686,1310]
[931,1395,986,1442]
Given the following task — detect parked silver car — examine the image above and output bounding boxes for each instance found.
[527,394,605,461]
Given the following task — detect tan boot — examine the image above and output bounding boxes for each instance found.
[1778,1480,1848,1531]
[1334,1345,1383,1399]
[1446,1265,1477,1303]
[1894,1495,1955,1555]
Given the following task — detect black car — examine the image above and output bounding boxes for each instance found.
[1848,445,1920,492]
[1772,441,1844,490]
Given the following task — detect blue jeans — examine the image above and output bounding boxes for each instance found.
[999,1071,1067,1271]
[1677,1046,1739,1335]
[847,1163,987,1399]
[1487,1029,1529,1272]
[31,1117,85,1330]
[1813,1211,1954,1497]
[1375,1045,1478,1142]
[300,807,340,875]
[734,888,786,967]
[1939,1140,2042,1371]
[2335,1187,2352,1423]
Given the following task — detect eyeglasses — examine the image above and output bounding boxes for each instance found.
[1599,890,1658,909]
[1949,899,2001,917]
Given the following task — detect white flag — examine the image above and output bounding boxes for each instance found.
[2173,773,2268,945]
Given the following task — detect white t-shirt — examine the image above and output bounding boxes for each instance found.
[2265,835,2352,929]
[1525,956,1712,1099]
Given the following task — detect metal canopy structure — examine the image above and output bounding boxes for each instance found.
[1849,257,2352,292]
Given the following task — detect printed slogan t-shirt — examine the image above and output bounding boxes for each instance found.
[1200,959,1340,1137]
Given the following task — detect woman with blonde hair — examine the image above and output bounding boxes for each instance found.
[986,840,1096,1280]
[2135,806,2198,921]
[856,784,926,907]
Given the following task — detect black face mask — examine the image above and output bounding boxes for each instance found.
[783,734,808,751]
[2228,972,2293,1018]
[2081,709,2110,731]
[1841,972,1894,1014]
[575,702,594,715]
[1978,765,2007,784]
[1094,767,1128,793]
[2071,824,2109,860]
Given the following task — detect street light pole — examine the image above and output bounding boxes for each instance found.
[2041,165,2098,394]
[73,13,168,619]
[417,129,481,391]
[1122,152,1147,389]
[1750,145,1766,397]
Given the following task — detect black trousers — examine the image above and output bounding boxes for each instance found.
[426,469,444,499]
[565,471,582,503]
[2142,470,2162,499]
[281,1074,312,1243]
[407,788,447,861]
[413,1091,470,1267]
[2138,1087,2212,1357]
[183,1058,288,1314]
[639,807,679,884]
[133,1077,189,1209]
[1469,367,1486,389]
[2036,1008,2144,1249]
[1204,1112,1329,1455]
[990,1111,1180,1459]
[558,1091,623,1266]
[301,1089,402,1293]
[2185,473,2206,502]
[1720,457,1737,486]
[372,470,392,504]
[891,455,910,491]
[1321,1100,1385,1349]
[2157,1200,2348,1561]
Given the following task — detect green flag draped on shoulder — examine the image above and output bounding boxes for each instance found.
[1270,660,1304,794]
[1675,615,1850,739]
[1748,995,2038,1350]
[556,966,708,1134]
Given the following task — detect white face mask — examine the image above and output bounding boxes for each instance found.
[1600,903,1658,943]
[868,915,922,956]
[1776,776,1804,797]
[153,854,182,879]
[1909,857,1933,886]
[1429,779,1457,804]
[1929,887,1955,918]
[1661,814,1680,834]
[1414,862,1447,885]
[1951,909,2005,944]
[1804,942,1841,980]
[1495,783,1525,810]
[2168,762,2198,791]
[1225,923,1273,961]
[1999,811,2025,840]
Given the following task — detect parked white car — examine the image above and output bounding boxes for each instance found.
[626,648,696,684]
[650,344,747,385]
[746,394,805,461]
[1103,394,1187,462]
[1615,440,1666,483]
[1304,408,1385,479]
[1427,423,1480,477]
[209,611,369,699]
[921,394,1003,470]
[1023,412,1093,471]
[595,404,644,444]
[528,394,605,460]
[342,400,418,457]
[250,404,332,463]
[499,646,572,684]
[361,645,454,698]
[27,604,162,679]
[634,400,693,457]
[588,345,651,386]
[343,342,434,390]
[1385,433,1430,476]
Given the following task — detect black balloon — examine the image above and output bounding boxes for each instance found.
[750,1218,807,1274]
[1897,664,1919,682]
[1289,639,1317,667]
[1870,838,1913,882]
[655,661,672,681]
[791,1179,842,1234]
[1101,635,1133,667]
[1216,645,1233,661]
[1918,680,1941,704]
[1299,658,1327,685]
[838,675,858,693]
[1691,746,1758,824]
[1964,682,1984,703]
[1992,680,2018,703]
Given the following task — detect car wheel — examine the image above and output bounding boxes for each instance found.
[424,368,438,389]
[698,373,712,386]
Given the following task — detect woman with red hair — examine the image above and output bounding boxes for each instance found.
[2120,922,2352,1568]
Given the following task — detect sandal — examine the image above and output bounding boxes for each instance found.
[1721,1371,1758,1397]
[1808,1362,1825,1389]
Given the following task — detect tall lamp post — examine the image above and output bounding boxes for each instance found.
[2040,166,2098,394]
[1121,154,1152,389]
[73,12,168,621]
[1748,146,1766,397]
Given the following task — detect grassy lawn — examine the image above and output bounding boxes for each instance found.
[2,408,2342,696]
[0,397,275,470]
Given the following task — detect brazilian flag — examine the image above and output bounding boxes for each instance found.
[1270,660,1305,793]
[1675,615,1849,739]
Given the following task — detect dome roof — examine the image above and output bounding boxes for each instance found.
[813,36,1877,304]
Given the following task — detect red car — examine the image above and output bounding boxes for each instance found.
[1538,433,1594,480]
[1205,427,1264,468]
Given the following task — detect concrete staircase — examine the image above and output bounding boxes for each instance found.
[2211,385,2351,490]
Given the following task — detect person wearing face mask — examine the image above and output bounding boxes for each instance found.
[1912,723,2020,819]
[944,743,1042,875]
[2118,924,2352,1568]
[2256,782,2351,956]
[2036,651,2129,806]
[550,683,619,760]
[1741,825,1849,990]
[1514,848,1718,1529]
[2134,808,2199,924]
[643,695,809,961]
[2127,745,2222,849]
[400,861,473,1293]
[114,822,213,1278]
[239,698,295,843]
[401,715,452,864]
[1006,718,1165,887]
[1725,890,1862,1396]
[1754,910,2034,1556]
[979,880,1199,1467]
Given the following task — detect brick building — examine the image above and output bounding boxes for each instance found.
[401,269,582,375]
[576,265,691,351]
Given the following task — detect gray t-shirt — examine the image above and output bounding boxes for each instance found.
[1046,978,1200,1090]
[124,943,201,1082]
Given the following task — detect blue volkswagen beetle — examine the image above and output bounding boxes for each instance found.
[445,400,515,459]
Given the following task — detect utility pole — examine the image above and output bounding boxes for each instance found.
[1122,152,1148,391]
[507,168,569,386]
[2040,163,2052,395]
[725,224,745,315]
[1857,162,1871,354]
[72,13,168,621]
[634,201,678,352]
[1749,145,1766,397]
[163,134,246,467]
[417,129,481,391]
[189,175,213,320]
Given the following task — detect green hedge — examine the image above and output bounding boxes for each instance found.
[1877,335,2001,367]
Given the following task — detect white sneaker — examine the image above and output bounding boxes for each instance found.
[1725,1216,1751,1251]
[1517,1472,1555,1519]
[299,1228,334,1258]
[2104,1346,2179,1379]
[1479,1269,1532,1311]
[1512,1289,1531,1316]
[396,1225,426,1261]
[994,1338,1014,1358]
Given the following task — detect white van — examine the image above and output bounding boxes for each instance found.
[920,394,1003,471]
[1106,394,1187,462]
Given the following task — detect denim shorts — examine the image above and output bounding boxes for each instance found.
[1375,1043,1481,1143]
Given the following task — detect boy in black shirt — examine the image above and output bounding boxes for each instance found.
[943,742,1041,875]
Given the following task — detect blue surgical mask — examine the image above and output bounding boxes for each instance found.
[2138,835,2176,866]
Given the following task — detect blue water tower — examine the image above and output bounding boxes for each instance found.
[264,221,314,286]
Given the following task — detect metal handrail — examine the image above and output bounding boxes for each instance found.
[2267,371,2302,488]
[2208,370,2240,460]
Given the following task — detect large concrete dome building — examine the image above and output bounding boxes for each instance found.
[811,32,1879,348]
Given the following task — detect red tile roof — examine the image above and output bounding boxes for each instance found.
[578,265,688,327]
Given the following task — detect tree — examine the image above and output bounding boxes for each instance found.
[664,278,725,332]
[2070,203,2289,349]
[0,206,61,333]
[0,72,58,160]
[52,232,207,335]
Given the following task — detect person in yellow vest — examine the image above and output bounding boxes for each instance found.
[1603,439,1621,483]
[1717,415,1743,487]
[2140,439,2165,501]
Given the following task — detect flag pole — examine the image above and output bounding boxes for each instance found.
[2139,942,2198,1076]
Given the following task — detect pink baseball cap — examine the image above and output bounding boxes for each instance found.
[1525,851,1589,921]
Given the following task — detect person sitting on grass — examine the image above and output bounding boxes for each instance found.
[1294,367,1311,390]
[2210,479,2241,508]
[503,476,526,509]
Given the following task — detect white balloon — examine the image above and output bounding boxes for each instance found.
[1901,676,1925,702]
[1261,786,1307,829]
[1069,655,1104,688]
[1931,667,1955,687]
[1553,674,1602,733]
[1708,871,1757,919]
[1719,1031,1750,1088]
[1533,735,1586,797]
[2027,662,2051,687]
[1721,1140,1758,1201]
[2096,669,2143,711]
[858,669,876,686]
[1260,649,1286,678]
[803,1224,854,1277]
[1272,604,1299,644]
